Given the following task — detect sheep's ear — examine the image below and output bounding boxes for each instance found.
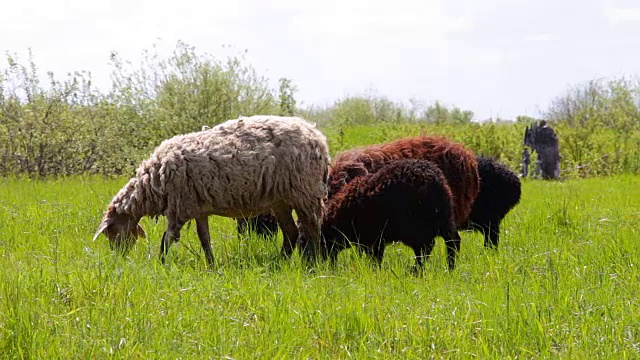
[136,224,146,239]
[344,164,367,180]
[93,218,112,242]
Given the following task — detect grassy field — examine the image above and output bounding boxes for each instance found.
[0,174,639,359]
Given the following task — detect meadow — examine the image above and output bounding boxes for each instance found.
[1,172,638,359]
[1,45,639,358]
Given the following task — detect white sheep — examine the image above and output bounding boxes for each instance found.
[93,115,331,267]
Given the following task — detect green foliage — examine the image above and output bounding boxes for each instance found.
[1,175,639,358]
[545,77,640,177]
[318,94,405,126]
[0,50,114,176]
[308,83,640,177]
[0,43,639,178]
[109,41,278,139]
[277,78,297,116]
[0,43,280,177]
[319,121,526,173]
[423,100,474,124]
[303,95,475,128]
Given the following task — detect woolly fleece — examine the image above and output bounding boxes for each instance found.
[94,115,331,265]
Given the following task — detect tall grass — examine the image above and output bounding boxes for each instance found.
[1,175,638,358]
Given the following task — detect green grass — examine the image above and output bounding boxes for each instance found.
[1,174,639,359]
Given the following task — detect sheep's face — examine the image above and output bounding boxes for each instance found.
[93,212,146,254]
[320,225,348,262]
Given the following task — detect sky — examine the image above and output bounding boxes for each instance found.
[1,0,639,120]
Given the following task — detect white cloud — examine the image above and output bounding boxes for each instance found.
[604,6,640,24]
[279,0,472,50]
[0,0,243,88]
[272,0,474,81]
[524,33,555,42]
[1,0,639,121]
[435,46,514,67]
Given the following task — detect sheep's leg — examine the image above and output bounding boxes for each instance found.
[295,209,323,262]
[371,244,385,266]
[195,215,215,268]
[328,248,340,266]
[236,216,260,238]
[236,218,247,240]
[355,246,368,258]
[444,229,462,271]
[484,222,500,249]
[323,238,344,266]
[412,239,436,268]
[159,218,185,264]
[254,213,279,239]
[159,231,171,264]
[272,206,298,259]
[360,243,385,266]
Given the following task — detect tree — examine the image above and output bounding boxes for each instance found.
[543,76,640,176]
[278,77,297,116]
[423,101,473,124]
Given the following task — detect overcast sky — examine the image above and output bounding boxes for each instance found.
[2,0,639,120]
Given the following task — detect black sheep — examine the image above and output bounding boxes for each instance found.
[236,214,279,239]
[321,159,461,270]
[461,156,522,248]
[240,157,521,254]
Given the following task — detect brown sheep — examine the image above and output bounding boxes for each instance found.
[328,136,479,227]
[248,156,521,253]
[321,159,460,270]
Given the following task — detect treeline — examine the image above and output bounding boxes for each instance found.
[1,42,639,178]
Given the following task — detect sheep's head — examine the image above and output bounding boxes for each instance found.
[319,222,350,263]
[93,209,146,254]
[327,162,368,198]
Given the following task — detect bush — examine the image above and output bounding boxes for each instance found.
[544,77,640,176]
[1,43,638,178]
[0,43,280,177]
